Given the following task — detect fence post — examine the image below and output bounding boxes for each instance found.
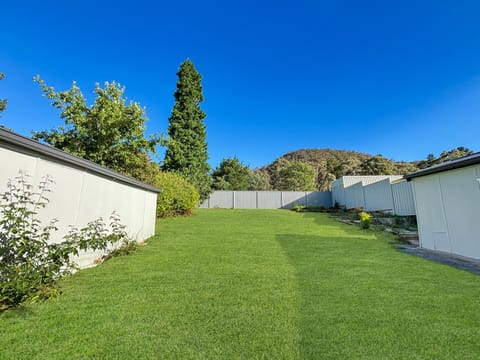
[256,191,259,209]
[232,191,235,209]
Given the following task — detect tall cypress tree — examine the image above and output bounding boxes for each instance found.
[163,59,212,201]
[0,73,7,117]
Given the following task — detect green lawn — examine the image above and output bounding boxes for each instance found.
[1,209,480,359]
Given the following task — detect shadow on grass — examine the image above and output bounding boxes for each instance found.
[301,212,401,246]
[275,227,419,359]
[276,231,376,358]
[0,304,35,319]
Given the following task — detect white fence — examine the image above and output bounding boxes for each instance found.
[200,191,332,209]
[391,180,416,216]
[0,128,160,269]
[331,176,416,215]
[364,178,395,212]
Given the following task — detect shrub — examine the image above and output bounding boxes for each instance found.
[292,205,306,212]
[0,172,132,310]
[359,211,372,229]
[155,172,200,218]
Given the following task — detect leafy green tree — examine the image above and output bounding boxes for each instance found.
[358,155,395,175]
[163,59,212,200]
[417,147,474,169]
[32,76,160,183]
[393,162,418,175]
[0,73,7,116]
[266,157,291,190]
[212,157,250,190]
[248,169,271,190]
[278,161,316,191]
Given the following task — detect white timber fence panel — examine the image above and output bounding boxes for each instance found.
[200,191,332,209]
[391,180,416,216]
[0,128,160,269]
[363,178,395,213]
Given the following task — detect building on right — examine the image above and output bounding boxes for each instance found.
[405,152,480,260]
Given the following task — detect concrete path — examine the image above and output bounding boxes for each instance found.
[398,244,480,275]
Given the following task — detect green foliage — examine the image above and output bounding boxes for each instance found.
[248,169,271,190]
[265,149,371,191]
[0,72,7,116]
[359,211,372,229]
[393,161,418,174]
[291,205,306,212]
[2,210,480,358]
[278,161,316,191]
[32,76,160,184]
[416,147,475,169]
[213,157,250,190]
[163,60,212,201]
[0,172,131,310]
[262,147,475,191]
[155,172,200,218]
[358,155,395,175]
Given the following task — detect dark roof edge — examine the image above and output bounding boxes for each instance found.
[0,127,161,193]
[405,152,480,181]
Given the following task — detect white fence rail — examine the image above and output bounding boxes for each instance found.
[200,191,332,209]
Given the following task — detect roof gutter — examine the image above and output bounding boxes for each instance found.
[0,127,161,193]
[405,153,480,181]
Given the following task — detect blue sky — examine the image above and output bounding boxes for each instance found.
[1,0,479,169]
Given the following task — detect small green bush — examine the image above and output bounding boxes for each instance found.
[0,172,132,310]
[292,205,306,212]
[359,211,372,229]
[155,172,200,218]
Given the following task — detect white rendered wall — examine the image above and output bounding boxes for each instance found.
[411,164,480,259]
[0,146,158,268]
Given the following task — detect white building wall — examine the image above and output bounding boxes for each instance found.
[0,146,158,269]
[411,164,480,259]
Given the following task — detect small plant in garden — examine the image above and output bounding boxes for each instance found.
[0,172,133,310]
[292,204,306,212]
[359,211,372,229]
